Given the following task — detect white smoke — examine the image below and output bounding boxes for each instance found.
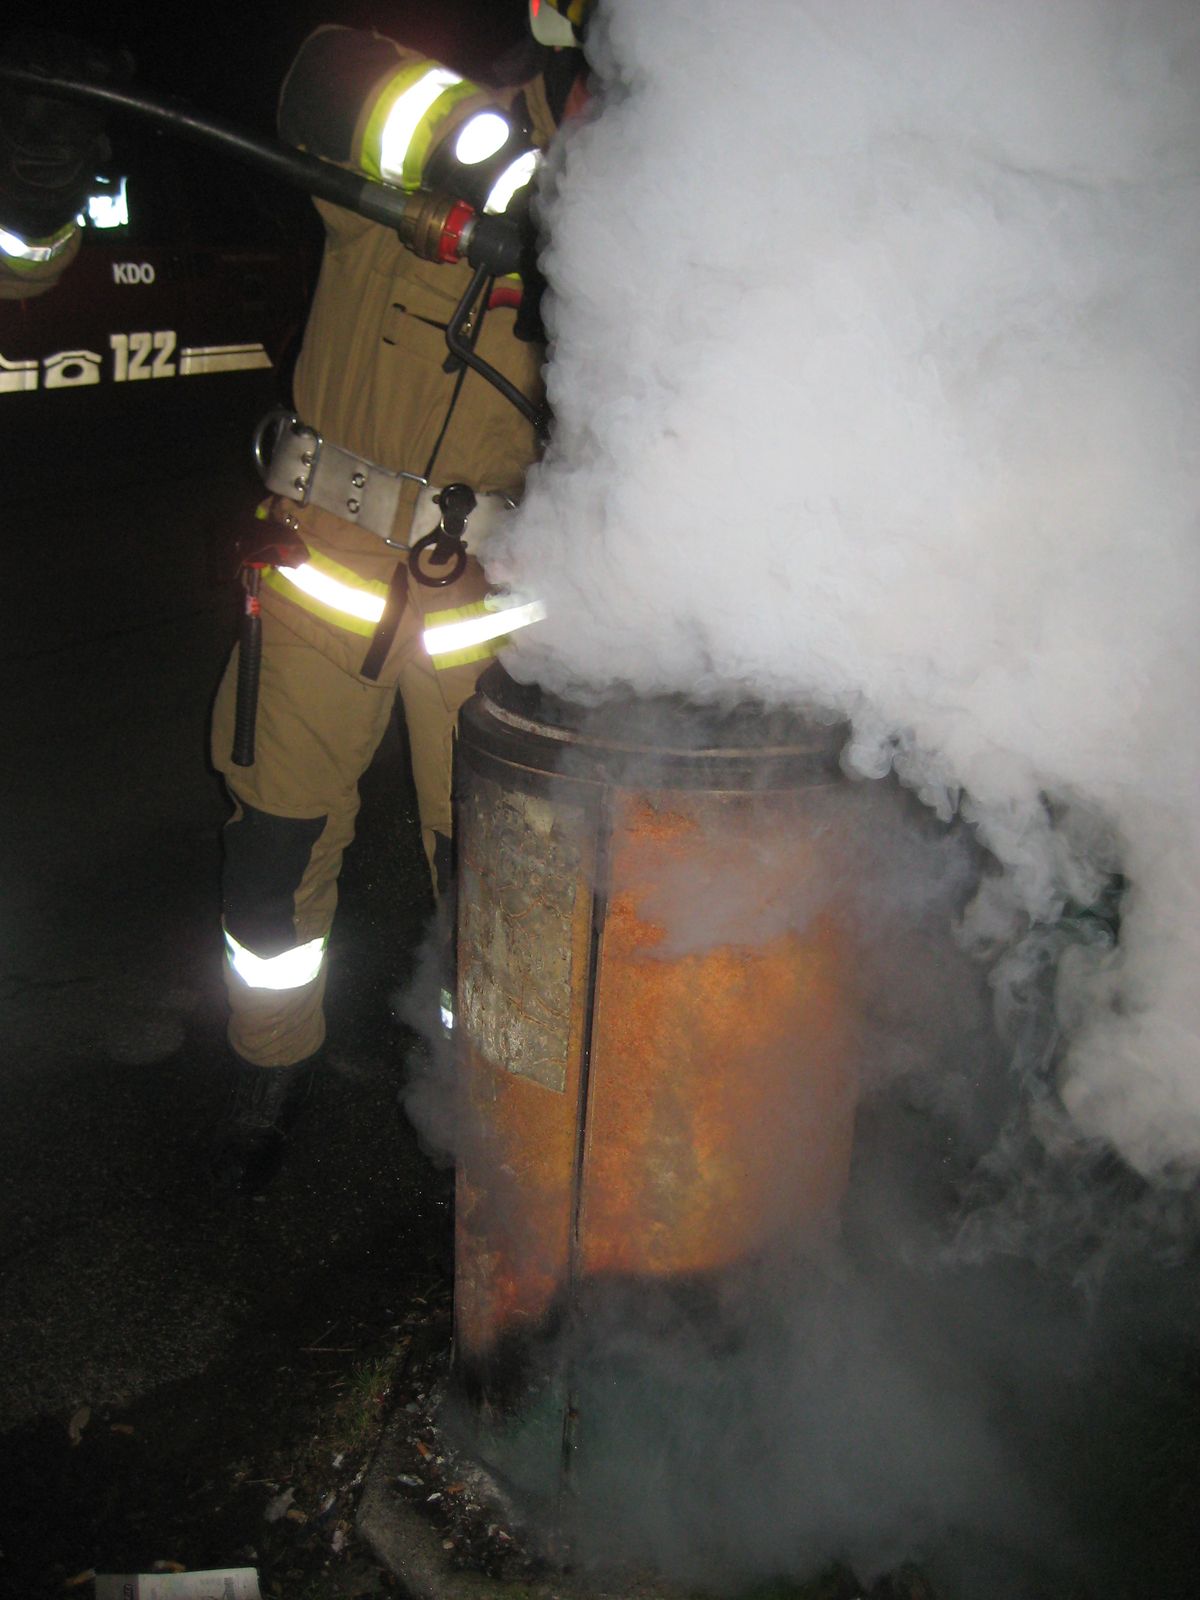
[491,0,1200,1177]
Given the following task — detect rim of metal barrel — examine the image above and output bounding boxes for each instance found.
[472,663,848,766]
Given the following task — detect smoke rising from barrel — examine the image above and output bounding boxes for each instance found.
[491,0,1200,1177]
[396,2,1200,1588]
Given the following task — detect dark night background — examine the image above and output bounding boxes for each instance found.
[10,0,534,124]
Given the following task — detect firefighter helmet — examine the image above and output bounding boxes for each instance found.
[528,0,592,48]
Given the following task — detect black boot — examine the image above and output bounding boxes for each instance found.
[209,1056,315,1195]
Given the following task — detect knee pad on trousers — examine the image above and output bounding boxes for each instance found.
[223,803,327,957]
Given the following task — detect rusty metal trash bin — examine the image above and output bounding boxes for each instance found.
[449,663,860,1509]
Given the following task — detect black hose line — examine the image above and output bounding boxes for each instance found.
[446,262,549,440]
[0,65,416,233]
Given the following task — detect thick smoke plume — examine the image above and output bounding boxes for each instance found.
[491,0,1200,1177]
[405,3,1200,1587]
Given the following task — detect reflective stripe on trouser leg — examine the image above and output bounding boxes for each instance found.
[218,802,330,1066]
[211,608,398,1065]
[221,937,330,1068]
[224,926,327,988]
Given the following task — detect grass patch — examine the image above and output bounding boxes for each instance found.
[328,1348,406,1459]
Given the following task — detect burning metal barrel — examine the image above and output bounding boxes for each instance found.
[451,664,860,1492]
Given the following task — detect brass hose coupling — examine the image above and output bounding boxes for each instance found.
[395,191,475,264]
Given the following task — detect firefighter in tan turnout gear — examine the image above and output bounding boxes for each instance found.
[0,3,591,1192]
[208,5,591,1190]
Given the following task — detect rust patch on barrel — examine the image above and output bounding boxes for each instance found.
[579,792,857,1280]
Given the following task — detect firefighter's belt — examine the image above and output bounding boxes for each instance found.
[254,409,424,542]
[252,409,514,549]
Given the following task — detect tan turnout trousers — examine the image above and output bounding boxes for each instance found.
[211,582,485,1067]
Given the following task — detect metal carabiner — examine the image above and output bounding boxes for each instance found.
[410,483,476,588]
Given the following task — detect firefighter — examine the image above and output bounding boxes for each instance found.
[0,2,592,1193]
[0,31,129,297]
[209,3,591,1191]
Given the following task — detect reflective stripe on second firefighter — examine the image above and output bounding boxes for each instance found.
[264,550,390,635]
[224,926,328,991]
[0,221,78,269]
[423,595,547,669]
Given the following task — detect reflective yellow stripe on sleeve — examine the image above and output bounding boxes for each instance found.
[362,64,479,189]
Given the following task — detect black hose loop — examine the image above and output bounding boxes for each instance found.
[409,531,469,588]
[446,263,547,437]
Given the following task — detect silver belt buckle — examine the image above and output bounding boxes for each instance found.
[253,408,441,539]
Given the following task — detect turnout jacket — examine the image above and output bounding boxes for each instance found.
[259,27,560,684]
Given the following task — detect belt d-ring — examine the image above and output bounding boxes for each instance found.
[252,407,323,497]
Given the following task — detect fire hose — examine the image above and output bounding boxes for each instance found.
[0,63,543,427]
[0,62,551,765]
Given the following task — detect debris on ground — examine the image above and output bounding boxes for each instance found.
[8,1263,943,1600]
[368,1316,942,1600]
[384,1380,548,1585]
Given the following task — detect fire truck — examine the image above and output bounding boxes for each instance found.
[0,119,319,429]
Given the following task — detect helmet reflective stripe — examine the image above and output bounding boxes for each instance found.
[365,64,475,188]
[0,221,77,265]
[455,111,511,166]
[264,554,389,636]
[224,927,328,991]
[423,596,546,665]
[484,149,542,215]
